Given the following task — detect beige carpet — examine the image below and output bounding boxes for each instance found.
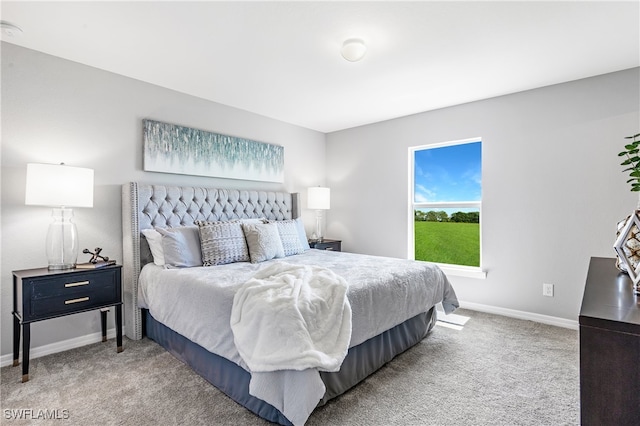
[1,309,579,425]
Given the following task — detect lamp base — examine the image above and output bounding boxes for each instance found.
[47,263,76,271]
[46,207,79,270]
[315,210,324,242]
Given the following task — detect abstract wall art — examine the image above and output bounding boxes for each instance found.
[143,119,284,183]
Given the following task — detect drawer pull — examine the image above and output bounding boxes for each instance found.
[65,280,90,288]
[65,297,89,305]
[325,247,334,251]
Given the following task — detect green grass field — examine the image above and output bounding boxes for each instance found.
[414,221,480,267]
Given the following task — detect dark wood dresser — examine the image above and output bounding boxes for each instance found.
[579,257,640,425]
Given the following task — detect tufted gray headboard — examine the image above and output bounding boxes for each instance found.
[121,182,300,340]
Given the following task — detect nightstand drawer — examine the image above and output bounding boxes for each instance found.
[19,267,121,322]
[30,279,118,318]
[31,271,116,298]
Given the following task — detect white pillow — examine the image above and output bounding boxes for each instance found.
[242,222,285,263]
[275,220,305,256]
[267,217,310,252]
[156,226,203,268]
[141,228,165,266]
[294,217,311,251]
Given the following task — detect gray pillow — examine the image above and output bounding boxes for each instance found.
[155,226,202,268]
[196,220,250,266]
[242,222,285,263]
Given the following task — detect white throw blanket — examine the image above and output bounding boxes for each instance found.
[230,262,352,425]
[230,262,352,373]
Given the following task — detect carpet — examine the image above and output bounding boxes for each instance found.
[0,309,579,425]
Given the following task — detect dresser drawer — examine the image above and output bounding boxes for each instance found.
[21,268,121,322]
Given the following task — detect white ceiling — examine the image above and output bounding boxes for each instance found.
[1,1,639,133]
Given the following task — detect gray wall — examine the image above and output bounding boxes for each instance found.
[1,43,326,358]
[325,67,640,321]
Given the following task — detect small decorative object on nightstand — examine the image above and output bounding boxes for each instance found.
[12,264,123,382]
[309,238,342,252]
[76,247,116,269]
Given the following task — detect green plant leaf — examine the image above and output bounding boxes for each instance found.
[621,159,633,165]
[626,144,637,150]
[630,170,640,177]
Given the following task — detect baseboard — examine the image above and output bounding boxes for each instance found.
[0,329,117,368]
[458,301,579,330]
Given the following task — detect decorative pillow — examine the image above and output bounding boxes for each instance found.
[275,220,305,256]
[242,222,285,263]
[196,220,250,266]
[155,226,203,268]
[267,217,310,252]
[294,217,311,251]
[141,228,165,266]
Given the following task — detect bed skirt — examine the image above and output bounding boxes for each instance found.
[144,307,437,425]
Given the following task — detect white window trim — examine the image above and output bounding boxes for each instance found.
[408,138,487,279]
[437,263,487,279]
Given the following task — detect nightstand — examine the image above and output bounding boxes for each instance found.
[309,239,342,252]
[12,265,123,382]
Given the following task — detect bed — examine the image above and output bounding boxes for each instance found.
[122,182,458,425]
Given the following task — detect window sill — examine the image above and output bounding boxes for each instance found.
[436,264,487,279]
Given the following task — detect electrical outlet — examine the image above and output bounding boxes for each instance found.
[543,283,554,297]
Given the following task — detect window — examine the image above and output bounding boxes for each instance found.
[409,138,483,274]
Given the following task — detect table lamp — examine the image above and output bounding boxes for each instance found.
[307,186,330,242]
[25,163,94,270]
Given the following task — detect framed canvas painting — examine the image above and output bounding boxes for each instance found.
[143,119,284,183]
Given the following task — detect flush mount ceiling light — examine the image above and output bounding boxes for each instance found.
[1,21,23,37]
[341,38,367,62]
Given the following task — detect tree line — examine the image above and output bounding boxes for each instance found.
[414,210,480,223]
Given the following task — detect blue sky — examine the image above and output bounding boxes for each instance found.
[414,141,481,203]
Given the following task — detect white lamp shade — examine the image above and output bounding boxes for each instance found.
[308,187,330,210]
[25,163,94,208]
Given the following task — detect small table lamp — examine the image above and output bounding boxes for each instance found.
[307,186,330,242]
[25,163,94,270]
